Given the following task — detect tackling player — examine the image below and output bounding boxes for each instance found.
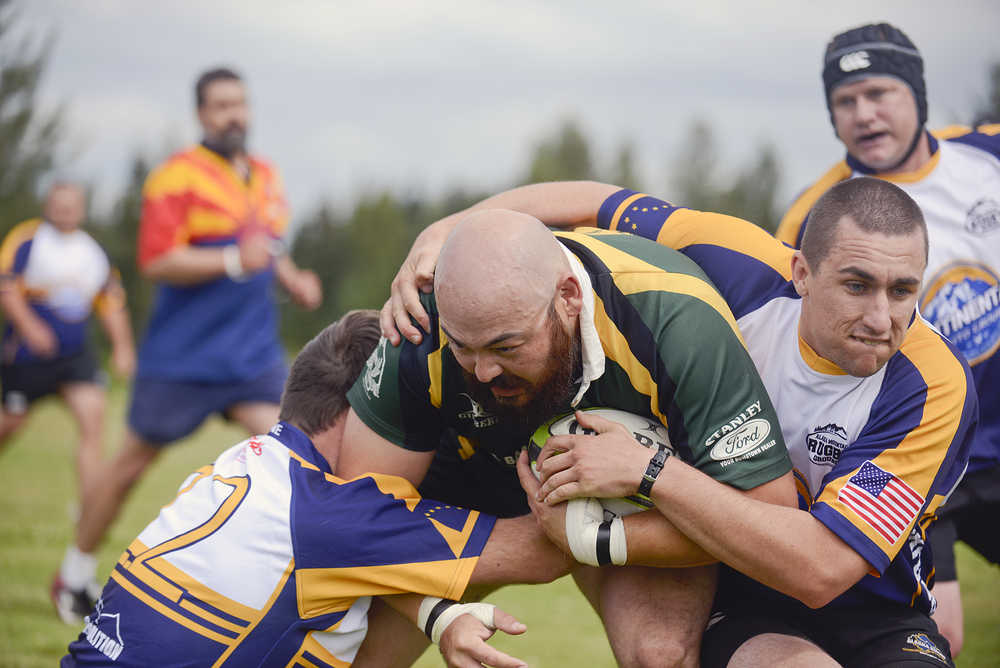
[342,210,795,668]
[775,23,1000,656]
[62,310,569,668]
[0,182,136,623]
[381,177,976,667]
[55,67,323,621]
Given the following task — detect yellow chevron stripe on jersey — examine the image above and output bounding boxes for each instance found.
[213,559,297,667]
[776,162,853,246]
[288,635,352,668]
[296,558,477,618]
[0,219,41,273]
[110,569,237,645]
[188,207,242,238]
[141,549,259,621]
[931,125,973,140]
[456,434,476,460]
[365,471,422,511]
[428,330,447,408]
[592,292,665,425]
[133,475,250,564]
[162,465,215,508]
[290,449,323,472]
[976,123,1000,135]
[426,508,483,558]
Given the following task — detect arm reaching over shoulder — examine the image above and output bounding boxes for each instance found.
[381,181,619,344]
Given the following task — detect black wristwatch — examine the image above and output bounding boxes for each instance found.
[637,444,672,499]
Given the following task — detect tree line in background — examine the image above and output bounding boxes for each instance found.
[3,4,998,352]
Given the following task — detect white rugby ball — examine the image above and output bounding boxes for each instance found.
[528,408,673,517]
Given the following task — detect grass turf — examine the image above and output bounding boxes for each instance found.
[1,389,996,666]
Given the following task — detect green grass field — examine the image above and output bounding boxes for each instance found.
[1,388,997,667]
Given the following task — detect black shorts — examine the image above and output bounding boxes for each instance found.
[928,464,1000,582]
[1,349,102,414]
[417,432,530,518]
[702,597,953,667]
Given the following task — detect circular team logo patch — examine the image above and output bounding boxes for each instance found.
[921,263,1000,365]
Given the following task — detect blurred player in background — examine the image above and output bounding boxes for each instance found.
[53,67,322,623]
[0,182,136,622]
[64,310,567,667]
[775,23,1000,657]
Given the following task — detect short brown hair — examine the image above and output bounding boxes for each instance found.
[195,67,242,108]
[802,177,927,269]
[278,310,381,436]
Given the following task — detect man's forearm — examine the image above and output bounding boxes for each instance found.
[471,514,571,587]
[0,286,50,339]
[141,246,232,284]
[647,459,869,607]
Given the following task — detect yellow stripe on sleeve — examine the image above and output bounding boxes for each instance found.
[606,193,648,231]
[0,219,41,273]
[776,163,853,246]
[296,557,478,618]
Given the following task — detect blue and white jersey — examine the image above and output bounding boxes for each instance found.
[778,125,1000,473]
[63,421,496,667]
[597,190,978,614]
[0,219,121,363]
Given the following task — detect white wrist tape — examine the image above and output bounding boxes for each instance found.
[222,244,246,280]
[416,596,496,644]
[565,497,628,566]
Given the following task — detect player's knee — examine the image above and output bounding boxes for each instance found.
[618,634,699,668]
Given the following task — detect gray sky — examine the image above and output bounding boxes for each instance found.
[15,1,1000,222]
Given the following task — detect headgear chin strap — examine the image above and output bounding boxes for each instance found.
[822,23,926,172]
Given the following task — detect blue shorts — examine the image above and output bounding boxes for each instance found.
[127,363,287,446]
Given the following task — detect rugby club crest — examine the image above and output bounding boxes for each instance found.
[362,337,388,398]
[921,263,1000,365]
[806,423,848,466]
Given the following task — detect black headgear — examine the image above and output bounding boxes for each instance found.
[822,23,926,130]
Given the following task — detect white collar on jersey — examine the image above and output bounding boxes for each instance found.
[559,243,605,407]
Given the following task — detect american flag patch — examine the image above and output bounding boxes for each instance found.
[837,461,924,544]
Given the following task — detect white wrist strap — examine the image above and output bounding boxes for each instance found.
[222,244,246,280]
[566,497,628,567]
[416,596,496,644]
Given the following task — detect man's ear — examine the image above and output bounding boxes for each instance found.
[556,275,583,319]
[790,251,810,298]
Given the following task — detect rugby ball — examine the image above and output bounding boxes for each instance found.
[528,408,673,517]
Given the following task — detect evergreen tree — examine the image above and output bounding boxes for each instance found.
[0,1,61,231]
[525,119,595,182]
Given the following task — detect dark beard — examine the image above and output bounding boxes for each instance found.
[203,124,247,159]
[462,319,581,433]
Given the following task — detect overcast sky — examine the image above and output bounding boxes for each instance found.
[15,1,1000,223]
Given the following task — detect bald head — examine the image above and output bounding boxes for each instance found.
[435,209,569,332]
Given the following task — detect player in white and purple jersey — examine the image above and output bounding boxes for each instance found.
[63,310,569,667]
[775,24,1000,655]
